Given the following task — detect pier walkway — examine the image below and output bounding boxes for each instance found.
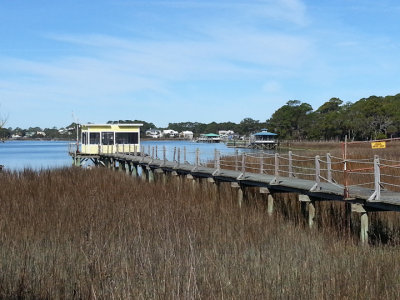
[71,146,400,244]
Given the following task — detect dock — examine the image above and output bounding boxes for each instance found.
[70,146,400,244]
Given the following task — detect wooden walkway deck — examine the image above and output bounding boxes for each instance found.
[71,147,400,244]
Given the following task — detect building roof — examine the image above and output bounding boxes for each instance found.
[82,123,143,127]
[253,129,277,136]
[202,133,220,137]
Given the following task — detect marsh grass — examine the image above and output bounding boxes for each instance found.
[1,167,400,298]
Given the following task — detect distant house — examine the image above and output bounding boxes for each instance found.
[218,130,235,140]
[36,131,46,137]
[162,129,179,137]
[58,128,72,135]
[25,131,36,137]
[180,131,194,140]
[218,130,234,136]
[145,129,162,138]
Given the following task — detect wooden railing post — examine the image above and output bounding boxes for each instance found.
[310,155,321,192]
[177,148,181,166]
[184,146,187,163]
[235,149,239,171]
[241,154,246,176]
[163,146,167,164]
[288,151,293,177]
[368,155,381,201]
[217,150,220,173]
[270,153,279,184]
[213,150,220,176]
[214,149,218,169]
[192,148,200,171]
[326,153,332,183]
[259,154,263,174]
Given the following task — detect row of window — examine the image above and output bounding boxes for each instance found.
[82,132,139,145]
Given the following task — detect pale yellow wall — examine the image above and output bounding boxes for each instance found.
[81,124,140,133]
[80,124,141,154]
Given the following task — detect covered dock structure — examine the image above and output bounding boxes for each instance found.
[250,129,278,149]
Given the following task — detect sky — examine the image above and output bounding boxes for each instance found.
[1,0,400,129]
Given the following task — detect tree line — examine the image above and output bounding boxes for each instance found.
[165,93,400,141]
[2,93,400,141]
[267,94,400,141]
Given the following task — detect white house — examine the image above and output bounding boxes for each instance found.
[218,130,234,136]
[162,129,179,137]
[180,131,194,140]
[145,129,162,138]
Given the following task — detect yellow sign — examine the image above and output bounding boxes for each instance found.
[371,141,386,149]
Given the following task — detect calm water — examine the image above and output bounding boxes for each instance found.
[0,140,263,171]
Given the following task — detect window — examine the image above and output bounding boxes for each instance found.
[82,132,88,145]
[89,132,100,144]
[102,132,114,145]
[115,132,138,144]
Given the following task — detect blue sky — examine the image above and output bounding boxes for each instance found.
[1,0,400,129]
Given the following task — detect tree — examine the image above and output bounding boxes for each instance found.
[0,107,8,129]
[313,98,345,140]
[237,118,264,135]
[266,100,313,139]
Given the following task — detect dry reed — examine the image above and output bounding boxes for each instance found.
[0,167,400,298]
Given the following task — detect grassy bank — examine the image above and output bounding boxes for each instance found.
[1,168,400,298]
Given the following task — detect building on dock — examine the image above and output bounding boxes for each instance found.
[197,133,221,143]
[250,129,278,149]
[80,123,142,154]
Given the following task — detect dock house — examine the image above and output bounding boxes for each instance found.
[250,129,278,149]
[80,123,142,154]
[197,133,221,143]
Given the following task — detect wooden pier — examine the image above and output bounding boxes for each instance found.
[70,146,400,245]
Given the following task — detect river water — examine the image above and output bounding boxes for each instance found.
[0,140,265,171]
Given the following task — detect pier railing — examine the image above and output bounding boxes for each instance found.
[69,142,400,202]
[106,145,400,202]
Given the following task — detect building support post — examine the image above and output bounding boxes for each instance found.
[147,167,154,183]
[186,174,197,190]
[73,156,81,167]
[260,188,274,216]
[352,204,369,246]
[140,165,147,181]
[125,162,130,175]
[130,164,138,178]
[171,171,180,192]
[299,194,315,228]
[207,177,220,200]
[360,212,369,245]
[231,182,246,207]
[119,160,126,172]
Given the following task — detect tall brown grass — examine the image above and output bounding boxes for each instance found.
[1,167,400,298]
